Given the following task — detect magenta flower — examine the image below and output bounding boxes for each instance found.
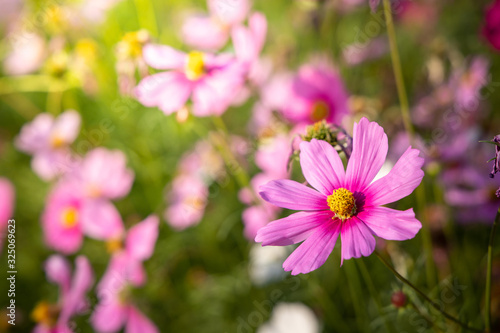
[42,180,124,254]
[32,255,94,333]
[135,44,245,116]
[0,178,14,253]
[279,62,350,125]
[15,110,81,181]
[482,0,500,51]
[182,0,251,51]
[255,118,424,275]
[91,216,159,333]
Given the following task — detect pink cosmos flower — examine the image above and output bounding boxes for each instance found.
[32,255,94,333]
[277,62,350,125]
[70,148,134,200]
[91,216,159,333]
[0,178,15,253]
[165,174,209,231]
[42,180,124,254]
[135,44,245,117]
[255,118,424,275]
[482,0,500,51]
[15,110,81,181]
[182,0,251,51]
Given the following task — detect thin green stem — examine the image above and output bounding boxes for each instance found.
[375,252,483,332]
[382,0,436,288]
[485,206,500,333]
[357,259,396,333]
[382,0,413,139]
[210,117,259,203]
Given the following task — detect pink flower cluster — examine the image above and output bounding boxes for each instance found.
[135,0,267,117]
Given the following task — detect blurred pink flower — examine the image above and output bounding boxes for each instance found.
[482,0,500,51]
[342,37,388,66]
[42,181,125,254]
[91,216,159,333]
[15,110,81,181]
[241,135,291,240]
[442,164,499,223]
[232,12,267,67]
[182,0,251,51]
[256,118,423,274]
[3,32,46,76]
[71,148,134,200]
[275,62,350,125]
[0,178,15,253]
[33,255,94,333]
[136,44,246,116]
[450,56,489,111]
[165,174,208,231]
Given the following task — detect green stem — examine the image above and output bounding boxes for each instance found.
[375,252,483,332]
[382,0,436,288]
[382,0,413,139]
[357,259,396,333]
[210,117,258,202]
[485,206,500,333]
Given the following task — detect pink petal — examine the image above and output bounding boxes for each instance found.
[125,215,159,261]
[255,211,333,246]
[231,12,267,63]
[125,306,159,333]
[182,16,229,51]
[358,207,421,241]
[345,117,388,192]
[0,178,14,227]
[259,179,328,211]
[283,221,341,275]
[364,147,424,206]
[78,148,134,200]
[299,139,345,195]
[42,183,84,254]
[340,218,376,263]
[91,299,127,333]
[192,65,245,116]
[51,110,81,145]
[14,113,53,154]
[135,72,192,115]
[142,44,186,70]
[80,199,124,240]
[45,255,72,297]
[208,0,250,25]
[60,256,94,323]
[32,149,76,181]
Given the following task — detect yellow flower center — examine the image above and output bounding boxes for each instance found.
[76,38,98,62]
[185,51,205,81]
[310,100,330,122]
[106,238,123,254]
[60,207,78,228]
[327,188,356,220]
[31,301,59,327]
[50,135,65,149]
